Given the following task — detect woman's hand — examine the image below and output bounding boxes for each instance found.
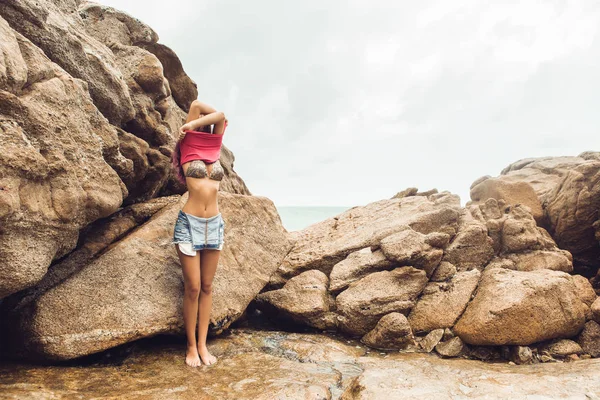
[178,122,194,141]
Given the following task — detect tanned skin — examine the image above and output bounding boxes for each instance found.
[176,100,227,367]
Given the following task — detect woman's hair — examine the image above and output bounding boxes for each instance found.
[170,123,213,185]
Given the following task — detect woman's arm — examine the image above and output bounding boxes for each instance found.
[190,100,217,115]
[178,111,227,139]
[187,111,226,130]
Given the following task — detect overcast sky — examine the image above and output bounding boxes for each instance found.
[99,0,600,207]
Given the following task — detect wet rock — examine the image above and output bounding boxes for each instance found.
[435,337,466,358]
[329,247,394,293]
[419,329,444,353]
[407,269,481,333]
[341,345,600,399]
[254,270,337,330]
[454,268,587,345]
[3,328,600,399]
[336,267,428,336]
[577,321,600,357]
[0,192,293,360]
[360,312,416,350]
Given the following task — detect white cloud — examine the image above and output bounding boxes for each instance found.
[99,0,600,207]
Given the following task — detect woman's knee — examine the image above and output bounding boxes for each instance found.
[200,282,213,295]
[185,285,201,299]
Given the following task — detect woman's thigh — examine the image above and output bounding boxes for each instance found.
[177,245,201,288]
[199,249,220,285]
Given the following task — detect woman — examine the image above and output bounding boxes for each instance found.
[170,99,228,367]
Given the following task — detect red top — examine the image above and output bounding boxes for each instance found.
[179,121,227,164]
[171,121,227,185]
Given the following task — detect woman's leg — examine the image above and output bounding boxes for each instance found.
[177,245,202,367]
[197,248,221,365]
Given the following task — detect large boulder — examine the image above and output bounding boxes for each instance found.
[254,270,337,330]
[360,312,416,350]
[453,268,588,345]
[469,176,544,224]
[407,269,481,333]
[0,191,294,360]
[335,266,428,336]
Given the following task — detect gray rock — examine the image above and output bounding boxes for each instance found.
[435,337,466,357]
[419,329,444,353]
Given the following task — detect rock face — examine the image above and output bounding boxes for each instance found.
[0,0,249,299]
[470,177,544,224]
[471,153,600,274]
[0,192,294,360]
[453,268,588,345]
[255,186,598,358]
[1,0,599,366]
[268,192,462,288]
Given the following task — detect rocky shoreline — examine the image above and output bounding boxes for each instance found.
[1,0,600,397]
[2,325,600,399]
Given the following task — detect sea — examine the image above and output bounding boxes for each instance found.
[275,206,353,232]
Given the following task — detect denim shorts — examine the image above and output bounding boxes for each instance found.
[172,210,225,253]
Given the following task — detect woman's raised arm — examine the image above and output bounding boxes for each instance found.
[179,111,227,138]
[190,100,217,115]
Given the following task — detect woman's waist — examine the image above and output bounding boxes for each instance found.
[182,193,219,216]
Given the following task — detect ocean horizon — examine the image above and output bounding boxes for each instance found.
[275,206,353,232]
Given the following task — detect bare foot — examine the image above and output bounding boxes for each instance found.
[198,345,218,366]
[186,346,201,367]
